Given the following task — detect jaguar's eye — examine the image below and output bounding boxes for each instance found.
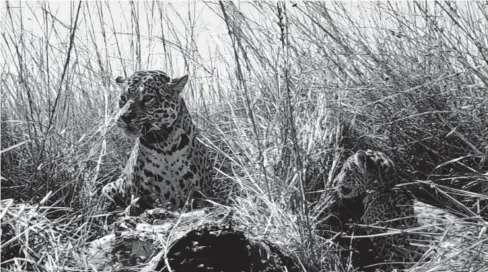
[340,186,353,196]
[142,96,156,105]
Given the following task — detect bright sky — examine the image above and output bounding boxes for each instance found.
[2,1,233,77]
[2,0,484,113]
[2,1,481,85]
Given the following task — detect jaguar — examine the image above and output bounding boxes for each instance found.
[102,70,213,213]
[334,150,426,271]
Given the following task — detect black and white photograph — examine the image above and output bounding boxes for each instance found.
[1,1,487,271]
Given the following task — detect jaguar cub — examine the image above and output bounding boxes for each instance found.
[334,150,425,271]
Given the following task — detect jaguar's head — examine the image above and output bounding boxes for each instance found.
[115,70,188,139]
[335,150,396,199]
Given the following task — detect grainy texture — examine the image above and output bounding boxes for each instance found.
[321,150,427,271]
[101,71,213,212]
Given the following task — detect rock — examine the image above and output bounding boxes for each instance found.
[148,224,303,272]
[85,208,303,272]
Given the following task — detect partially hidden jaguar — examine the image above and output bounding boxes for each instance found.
[334,150,426,271]
[102,70,213,212]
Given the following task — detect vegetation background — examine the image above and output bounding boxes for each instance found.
[1,1,487,271]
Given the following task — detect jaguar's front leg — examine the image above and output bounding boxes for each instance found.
[102,176,131,209]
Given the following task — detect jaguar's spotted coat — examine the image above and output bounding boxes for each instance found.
[102,71,212,212]
[334,150,426,271]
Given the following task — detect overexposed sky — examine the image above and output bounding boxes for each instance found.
[2,0,485,113]
[2,1,482,86]
[2,1,230,75]
[1,1,375,73]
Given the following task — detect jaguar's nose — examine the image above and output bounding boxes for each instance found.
[120,113,131,124]
[119,100,136,124]
[120,109,137,124]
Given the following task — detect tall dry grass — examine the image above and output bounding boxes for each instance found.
[1,1,487,271]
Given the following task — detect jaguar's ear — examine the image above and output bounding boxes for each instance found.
[355,150,367,165]
[355,151,368,173]
[168,75,188,94]
[115,76,127,88]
